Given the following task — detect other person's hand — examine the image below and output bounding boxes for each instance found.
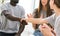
[27,13,33,18]
[39,24,53,36]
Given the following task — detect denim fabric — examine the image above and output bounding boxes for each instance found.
[34,29,43,36]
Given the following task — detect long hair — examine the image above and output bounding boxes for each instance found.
[39,0,53,17]
[54,0,60,8]
[34,0,53,29]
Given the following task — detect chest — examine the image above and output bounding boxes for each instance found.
[7,6,22,17]
[40,10,47,18]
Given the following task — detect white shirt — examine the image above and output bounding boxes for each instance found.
[1,2,25,33]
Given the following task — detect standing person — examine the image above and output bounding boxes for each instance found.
[32,0,53,36]
[24,0,60,36]
[0,0,27,36]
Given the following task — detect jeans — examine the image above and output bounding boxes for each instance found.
[34,29,43,36]
[0,32,16,36]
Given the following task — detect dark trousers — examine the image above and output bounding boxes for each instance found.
[0,32,16,36]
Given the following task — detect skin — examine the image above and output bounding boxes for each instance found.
[39,24,54,36]
[41,0,48,6]
[41,0,48,11]
[10,0,19,6]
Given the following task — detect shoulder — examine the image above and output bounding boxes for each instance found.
[1,3,10,11]
[2,2,9,6]
[1,2,10,10]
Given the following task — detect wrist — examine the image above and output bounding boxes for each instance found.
[18,18,22,22]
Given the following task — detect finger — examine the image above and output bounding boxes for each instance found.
[43,24,52,30]
[39,25,45,32]
[27,14,29,17]
[51,30,56,36]
[30,13,32,17]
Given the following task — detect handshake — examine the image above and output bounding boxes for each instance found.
[20,18,27,25]
[15,19,28,36]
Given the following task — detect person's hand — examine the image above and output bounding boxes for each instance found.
[20,18,28,25]
[21,18,30,24]
[39,24,53,36]
[27,13,33,18]
[51,29,56,36]
[16,18,27,36]
[21,20,27,25]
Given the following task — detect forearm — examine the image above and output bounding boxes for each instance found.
[5,14,21,22]
[2,10,21,22]
[26,18,47,24]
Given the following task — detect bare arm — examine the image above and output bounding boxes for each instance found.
[26,18,48,24]
[26,14,55,25]
[2,10,21,22]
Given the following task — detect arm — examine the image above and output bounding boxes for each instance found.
[15,7,27,36]
[26,18,48,24]
[2,10,21,22]
[15,20,27,36]
[26,14,54,25]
